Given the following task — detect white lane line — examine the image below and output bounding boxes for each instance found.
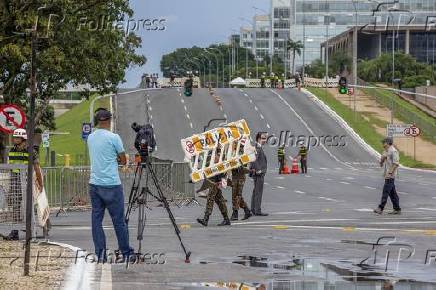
[254,106,258,111]
[270,90,353,169]
[249,99,253,103]
[339,181,350,185]
[100,264,112,290]
[335,168,343,170]
[365,186,377,190]
[224,113,228,119]
[149,115,153,120]
[267,124,271,129]
[325,178,332,181]
[244,93,249,97]
[320,167,328,170]
[276,186,285,189]
[432,197,436,200]
[398,191,409,195]
[294,190,306,194]
[189,122,193,129]
[319,197,340,202]
[305,175,312,178]
[345,177,354,180]
[186,114,190,119]
[149,106,152,112]
[184,105,187,111]
[355,208,373,212]
[415,208,436,211]
[264,182,270,185]
[181,98,185,103]
[260,114,264,119]
[275,176,285,180]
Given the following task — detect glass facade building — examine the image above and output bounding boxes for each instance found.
[291,0,436,68]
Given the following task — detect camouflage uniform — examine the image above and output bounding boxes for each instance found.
[231,167,249,211]
[204,173,229,218]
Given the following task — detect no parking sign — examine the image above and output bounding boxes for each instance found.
[0,104,27,134]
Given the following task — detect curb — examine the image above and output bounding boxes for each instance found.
[44,241,94,290]
[302,88,436,175]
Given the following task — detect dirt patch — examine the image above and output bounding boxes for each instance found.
[328,88,436,166]
[0,241,75,289]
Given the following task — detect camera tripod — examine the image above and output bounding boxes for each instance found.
[125,155,191,263]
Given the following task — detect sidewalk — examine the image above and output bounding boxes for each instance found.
[328,88,436,166]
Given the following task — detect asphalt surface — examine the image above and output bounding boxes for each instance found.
[49,88,436,289]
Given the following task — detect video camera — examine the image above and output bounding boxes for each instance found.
[131,122,156,162]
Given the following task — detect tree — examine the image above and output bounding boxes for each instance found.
[286,39,304,75]
[0,0,145,158]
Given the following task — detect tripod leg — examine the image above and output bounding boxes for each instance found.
[136,187,147,254]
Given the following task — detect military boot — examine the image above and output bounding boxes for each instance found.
[242,207,252,220]
[197,214,209,227]
[230,210,238,221]
[217,218,231,226]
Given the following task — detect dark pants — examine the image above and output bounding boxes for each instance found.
[300,158,307,174]
[278,157,285,173]
[89,184,131,260]
[251,174,265,214]
[379,178,401,211]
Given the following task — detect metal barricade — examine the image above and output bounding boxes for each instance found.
[42,161,196,211]
[0,164,27,234]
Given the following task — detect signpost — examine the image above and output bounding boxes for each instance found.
[0,104,27,134]
[386,124,421,161]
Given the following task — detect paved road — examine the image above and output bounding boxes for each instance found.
[52,88,436,289]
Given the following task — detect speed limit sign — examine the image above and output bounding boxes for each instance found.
[0,104,27,134]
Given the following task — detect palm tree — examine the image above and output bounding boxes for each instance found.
[286,39,304,75]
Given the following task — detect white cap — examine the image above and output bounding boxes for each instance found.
[13,128,27,140]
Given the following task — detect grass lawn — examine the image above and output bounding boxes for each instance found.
[307,88,435,169]
[41,95,110,166]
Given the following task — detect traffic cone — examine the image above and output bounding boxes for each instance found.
[291,158,299,174]
[282,161,291,174]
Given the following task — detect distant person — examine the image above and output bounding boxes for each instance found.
[152,73,158,88]
[277,145,285,174]
[296,144,308,174]
[250,132,268,216]
[374,137,401,215]
[145,74,151,88]
[87,109,133,261]
[294,73,301,91]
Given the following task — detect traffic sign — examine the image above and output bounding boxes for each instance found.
[42,131,50,148]
[387,124,421,138]
[82,123,92,141]
[0,104,27,134]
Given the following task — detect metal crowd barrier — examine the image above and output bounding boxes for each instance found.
[0,164,27,234]
[42,161,195,212]
[245,77,339,88]
[159,77,201,88]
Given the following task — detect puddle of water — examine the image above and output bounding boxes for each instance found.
[195,255,436,288]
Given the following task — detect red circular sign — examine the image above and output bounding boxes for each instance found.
[0,104,27,134]
[404,125,421,137]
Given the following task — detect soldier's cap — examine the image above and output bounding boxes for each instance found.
[95,109,112,121]
[382,137,393,145]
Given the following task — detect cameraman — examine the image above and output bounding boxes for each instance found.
[87,109,133,262]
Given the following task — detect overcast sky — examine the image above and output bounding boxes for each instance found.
[122,0,270,88]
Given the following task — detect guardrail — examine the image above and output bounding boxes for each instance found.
[42,162,195,212]
[245,77,339,88]
[158,77,201,88]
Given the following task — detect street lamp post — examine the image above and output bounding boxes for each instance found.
[200,53,212,87]
[209,47,226,87]
[204,49,220,87]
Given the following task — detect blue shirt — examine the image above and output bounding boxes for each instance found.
[88,129,125,186]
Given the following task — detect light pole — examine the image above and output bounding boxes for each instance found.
[209,47,226,87]
[352,0,359,119]
[199,53,212,86]
[204,49,220,87]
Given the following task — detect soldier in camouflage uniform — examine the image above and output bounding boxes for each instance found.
[230,165,252,221]
[197,172,231,227]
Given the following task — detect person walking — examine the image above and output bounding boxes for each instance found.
[250,132,268,216]
[297,144,308,174]
[87,109,133,261]
[230,165,252,221]
[374,137,401,215]
[197,149,231,226]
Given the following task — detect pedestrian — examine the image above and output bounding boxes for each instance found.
[295,73,301,91]
[297,144,308,174]
[145,74,150,88]
[374,137,401,215]
[197,149,231,226]
[277,145,285,174]
[87,109,133,261]
[230,164,252,221]
[5,129,47,240]
[250,132,268,216]
[152,73,158,88]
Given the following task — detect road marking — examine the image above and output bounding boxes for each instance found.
[355,208,374,212]
[184,105,187,111]
[345,177,354,180]
[223,113,228,119]
[190,122,193,129]
[149,106,152,112]
[264,182,270,185]
[335,168,343,170]
[275,176,285,180]
[320,167,328,170]
[339,181,350,185]
[249,99,253,103]
[432,197,436,200]
[305,175,312,178]
[186,114,190,119]
[244,93,249,97]
[365,186,376,190]
[100,263,112,290]
[267,124,271,129]
[276,186,285,189]
[325,178,332,181]
[398,191,409,195]
[415,208,436,211]
[294,190,306,194]
[149,115,153,120]
[319,197,340,202]
[254,106,258,111]
[260,114,264,119]
[181,99,185,103]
